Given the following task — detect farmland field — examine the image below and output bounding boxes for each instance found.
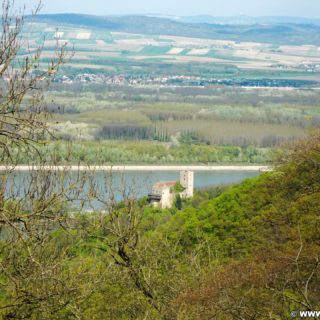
[20,20,320,80]
[12,16,320,165]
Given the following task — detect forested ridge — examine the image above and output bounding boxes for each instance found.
[1,132,319,319]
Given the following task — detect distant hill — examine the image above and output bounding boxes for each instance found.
[176,15,320,26]
[29,14,320,45]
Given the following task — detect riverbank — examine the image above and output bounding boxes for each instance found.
[0,165,273,172]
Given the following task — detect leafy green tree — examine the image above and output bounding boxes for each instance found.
[174,194,182,210]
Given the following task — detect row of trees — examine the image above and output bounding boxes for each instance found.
[95,124,154,141]
[6,141,273,164]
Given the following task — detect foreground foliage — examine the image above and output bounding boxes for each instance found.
[1,133,319,319]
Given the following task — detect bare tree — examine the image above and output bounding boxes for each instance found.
[0,1,93,318]
[0,164,104,319]
[0,0,70,161]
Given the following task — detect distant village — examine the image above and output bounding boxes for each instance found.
[52,72,318,88]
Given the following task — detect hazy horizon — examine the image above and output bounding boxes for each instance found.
[12,0,320,19]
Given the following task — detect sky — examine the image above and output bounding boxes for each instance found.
[12,0,320,18]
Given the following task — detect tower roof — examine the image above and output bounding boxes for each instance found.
[152,181,176,190]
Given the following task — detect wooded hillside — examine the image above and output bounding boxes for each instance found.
[1,132,319,319]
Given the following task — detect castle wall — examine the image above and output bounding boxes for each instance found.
[160,188,175,209]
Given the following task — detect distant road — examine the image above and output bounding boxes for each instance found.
[0,165,273,172]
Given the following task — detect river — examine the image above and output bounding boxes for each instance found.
[3,169,262,210]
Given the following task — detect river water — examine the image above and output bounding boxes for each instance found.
[4,170,260,210]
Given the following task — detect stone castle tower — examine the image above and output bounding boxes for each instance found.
[148,170,194,209]
[180,171,194,198]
